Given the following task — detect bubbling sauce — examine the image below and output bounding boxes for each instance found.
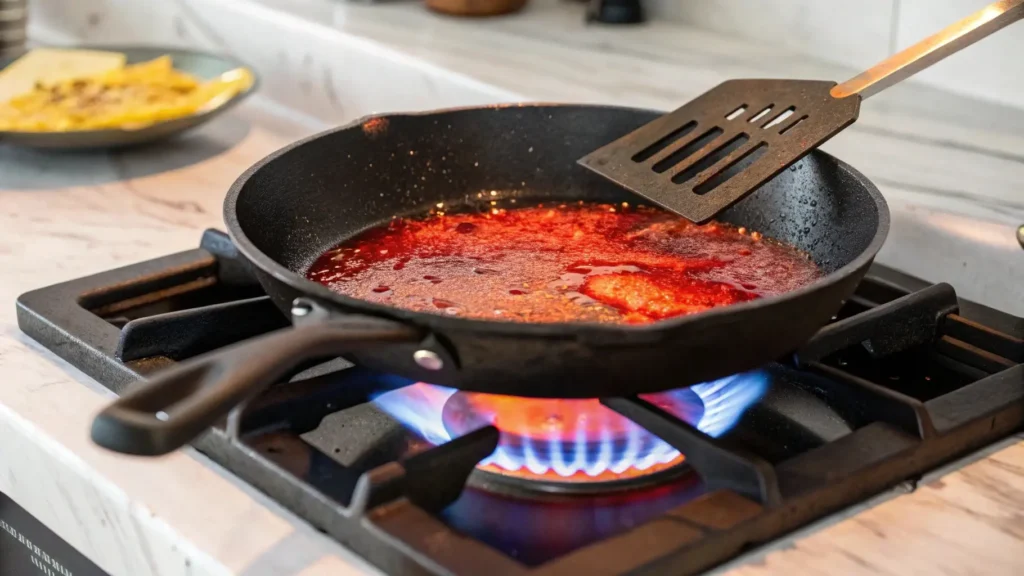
[306,202,821,324]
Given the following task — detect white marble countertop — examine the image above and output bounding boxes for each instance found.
[2,0,1023,575]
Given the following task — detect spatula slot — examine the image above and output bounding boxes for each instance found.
[762,106,796,129]
[779,114,808,135]
[631,120,698,163]
[694,142,769,195]
[652,127,724,173]
[748,105,774,124]
[725,105,748,121]
[671,133,750,184]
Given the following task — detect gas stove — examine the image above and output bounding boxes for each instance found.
[15,229,1024,575]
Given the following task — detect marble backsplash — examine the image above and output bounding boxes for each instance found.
[29,0,519,126]
[648,0,1024,111]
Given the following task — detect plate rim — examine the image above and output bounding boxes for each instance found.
[0,44,261,148]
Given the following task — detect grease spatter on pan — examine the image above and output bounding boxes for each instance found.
[306,202,820,324]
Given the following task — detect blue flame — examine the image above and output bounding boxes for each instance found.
[371,371,769,478]
[682,371,771,438]
[482,414,687,478]
[371,382,457,445]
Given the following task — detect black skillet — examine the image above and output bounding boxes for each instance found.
[91,105,889,456]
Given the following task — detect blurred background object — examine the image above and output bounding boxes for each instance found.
[0,0,27,59]
[587,0,644,24]
[426,0,529,16]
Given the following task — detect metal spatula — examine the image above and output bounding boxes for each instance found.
[579,0,1024,223]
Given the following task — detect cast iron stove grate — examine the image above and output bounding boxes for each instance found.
[16,230,1024,576]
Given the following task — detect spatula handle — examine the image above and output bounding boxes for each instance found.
[831,0,1024,99]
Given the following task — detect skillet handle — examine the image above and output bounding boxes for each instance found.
[91,316,421,456]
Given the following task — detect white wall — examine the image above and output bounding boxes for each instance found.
[648,0,1024,110]
[895,0,1024,110]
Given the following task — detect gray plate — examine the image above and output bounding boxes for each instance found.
[0,46,258,149]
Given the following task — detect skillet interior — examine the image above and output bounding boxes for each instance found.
[234,105,879,279]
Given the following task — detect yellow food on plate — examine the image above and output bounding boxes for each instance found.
[0,48,127,103]
[0,52,254,132]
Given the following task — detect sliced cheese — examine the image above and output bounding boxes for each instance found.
[0,48,127,103]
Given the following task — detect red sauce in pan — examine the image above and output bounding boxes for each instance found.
[306,202,821,324]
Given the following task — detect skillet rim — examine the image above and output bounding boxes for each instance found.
[224,103,890,340]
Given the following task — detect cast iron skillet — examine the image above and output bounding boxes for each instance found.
[91,105,889,456]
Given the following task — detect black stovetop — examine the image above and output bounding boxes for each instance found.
[16,229,1024,576]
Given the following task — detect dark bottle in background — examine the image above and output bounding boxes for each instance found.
[587,0,644,24]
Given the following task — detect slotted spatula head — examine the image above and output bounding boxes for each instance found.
[579,79,861,223]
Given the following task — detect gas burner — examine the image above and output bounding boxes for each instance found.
[17,229,1024,576]
[371,372,769,494]
[442,391,693,494]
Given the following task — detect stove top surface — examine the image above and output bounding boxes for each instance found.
[15,229,1024,576]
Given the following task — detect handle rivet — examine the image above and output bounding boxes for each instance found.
[291,300,313,317]
[1017,224,1023,249]
[414,350,444,371]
